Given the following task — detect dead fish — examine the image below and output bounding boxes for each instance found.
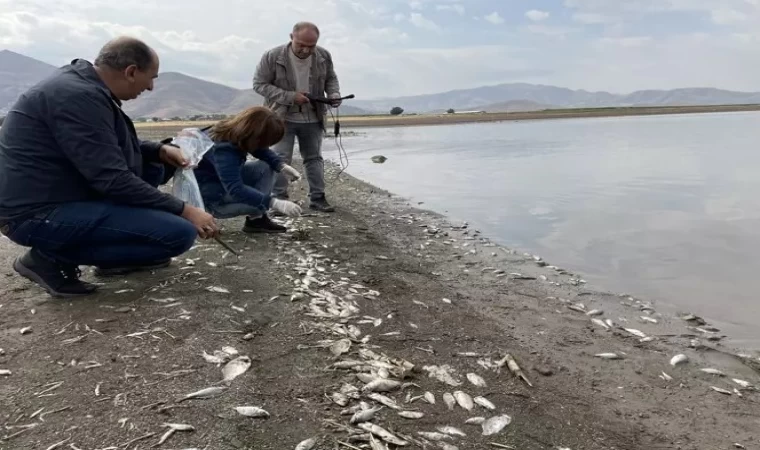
[498,354,533,387]
[660,372,673,382]
[733,379,752,388]
[624,328,647,338]
[179,386,227,402]
[465,417,486,425]
[424,392,436,404]
[398,411,425,419]
[701,368,725,377]
[595,353,623,360]
[331,392,350,406]
[202,351,228,365]
[357,373,378,384]
[362,379,402,393]
[567,304,586,313]
[20,327,31,335]
[222,356,251,382]
[437,443,459,450]
[586,309,604,317]
[367,393,402,410]
[423,365,462,386]
[592,319,611,330]
[443,393,456,410]
[681,313,706,325]
[437,426,466,437]
[640,316,658,324]
[453,391,474,411]
[466,373,487,387]
[330,339,352,357]
[711,386,732,395]
[482,415,512,436]
[0,369,11,376]
[670,354,689,366]
[640,336,656,343]
[222,346,239,356]
[295,438,317,450]
[350,406,383,424]
[206,286,230,294]
[473,396,496,410]
[359,423,408,446]
[234,406,270,418]
[417,432,454,441]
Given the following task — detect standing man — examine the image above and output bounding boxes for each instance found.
[253,21,342,213]
[0,36,219,298]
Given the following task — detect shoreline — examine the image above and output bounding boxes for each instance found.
[133,103,760,131]
[1,156,759,448]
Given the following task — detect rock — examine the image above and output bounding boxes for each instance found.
[371,155,387,164]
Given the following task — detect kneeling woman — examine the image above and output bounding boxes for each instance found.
[194,106,303,233]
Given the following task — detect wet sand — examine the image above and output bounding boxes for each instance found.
[1,152,759,449]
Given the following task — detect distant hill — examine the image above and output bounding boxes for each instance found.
[0,50,57,114]
[3,49,760,118]
[351,83,760,113]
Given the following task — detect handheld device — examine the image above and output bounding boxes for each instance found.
[304,94,356,178]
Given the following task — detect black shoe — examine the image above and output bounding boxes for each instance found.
[309,195,335,213]
[242,215,287,234]
[13,249,98,298]
[94,259,172,277]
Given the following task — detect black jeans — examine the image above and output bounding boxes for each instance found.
[3,163,196,268]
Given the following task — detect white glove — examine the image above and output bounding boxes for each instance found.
[270,198,302,217]
[280,164,301,181]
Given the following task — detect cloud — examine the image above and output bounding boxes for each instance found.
[409,12,440,31]
[409,1,423,10]
[525,10,550,21]
[436,4,465,15]
[484,12,505,25]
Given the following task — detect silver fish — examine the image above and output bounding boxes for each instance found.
[331,392,350,406]
[330,339,352,356]
[179,386,227,402]
[234,406,270,418]
[660,372,673,382]
[453,391,474,411]
[701,368,725,376]
[358,423,408,446]
[592,319,610,330]
[670,354,689,366]
[624,328,647,338]
[222,356,251,382]
[733,379,752,388]
[437,426,466,437]
[362,379,401,393]
[350,406,383,424]
[424,391,436,404]
[482,414,512,436]
[466,373,487,387]
[0,369,10,376]
[398,411,425,419]
[586,309,604,317]
[465,417,486,425]
[437,443,459,450]
[640,316,658,324]
[711,386,732,395]
[473,396,495,410]
[443,393,456,410]
[367,393,401,410]
[295,438,317,450]
[595,353,623,360]
[417,432,453,441]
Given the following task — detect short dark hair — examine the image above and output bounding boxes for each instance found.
[94,36,155,71]
[292,21,320,36]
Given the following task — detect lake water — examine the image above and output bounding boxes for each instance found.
[323,111,760,346]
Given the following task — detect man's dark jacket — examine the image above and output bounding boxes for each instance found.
[0,59,185,224]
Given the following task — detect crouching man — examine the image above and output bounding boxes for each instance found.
[0,36,219,298]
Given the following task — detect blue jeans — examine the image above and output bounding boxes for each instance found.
[3,163,197,268]
[202,160,275,219]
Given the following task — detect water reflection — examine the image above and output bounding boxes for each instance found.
[323,111,760,345]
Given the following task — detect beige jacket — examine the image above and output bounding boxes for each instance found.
[253,43,341,126]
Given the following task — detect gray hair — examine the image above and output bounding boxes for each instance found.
[292,21,320,36]
[94,36,155,71]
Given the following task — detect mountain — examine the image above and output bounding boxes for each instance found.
[0,50,57,114]
[352,83,760,113]
[4,49,760,117]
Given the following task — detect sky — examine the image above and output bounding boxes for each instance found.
[2,0,760,98]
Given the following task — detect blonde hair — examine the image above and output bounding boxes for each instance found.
[209,106,285,152]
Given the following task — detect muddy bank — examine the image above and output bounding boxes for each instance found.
[1,160,759,450]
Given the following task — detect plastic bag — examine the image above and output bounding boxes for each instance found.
[170,128,215,210]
